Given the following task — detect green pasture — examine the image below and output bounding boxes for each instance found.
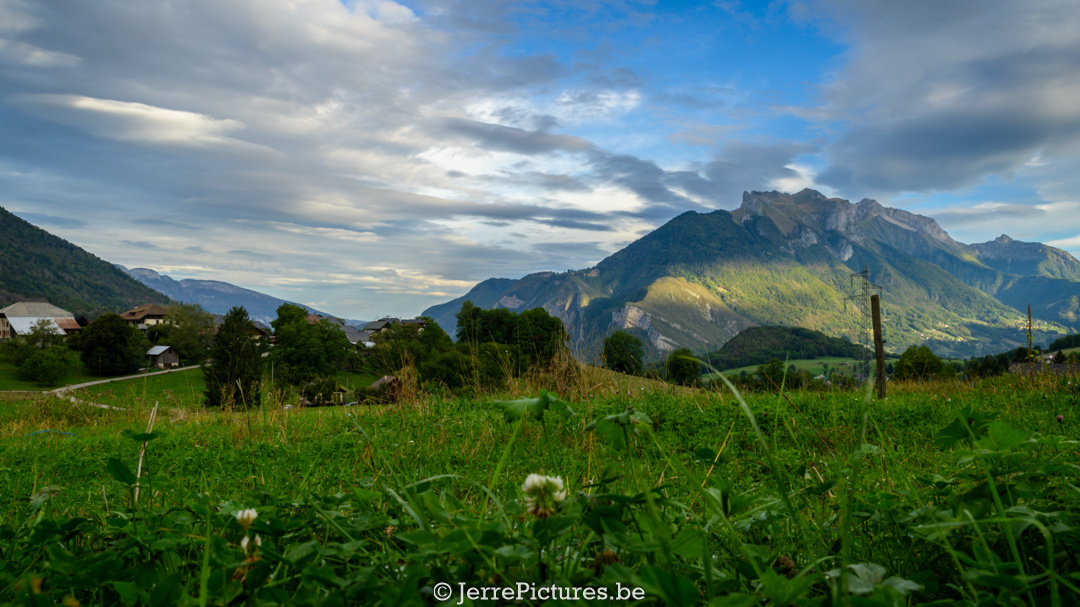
[1,373,1078,605]
[704,356,903,379]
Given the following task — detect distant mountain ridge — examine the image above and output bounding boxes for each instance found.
[0,205,170,316]
[117,267,363,326]
[423,189,1080,360]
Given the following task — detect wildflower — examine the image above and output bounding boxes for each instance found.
[240,534,261,554]
[1057,414,1064,424]
[236,508,258,531]
[521,473,566,518]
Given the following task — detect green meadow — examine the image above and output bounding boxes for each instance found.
[0,370,1078,606]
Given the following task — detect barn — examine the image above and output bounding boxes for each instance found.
[147,345,180,369]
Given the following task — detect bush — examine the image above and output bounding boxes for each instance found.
[18,346,68,386]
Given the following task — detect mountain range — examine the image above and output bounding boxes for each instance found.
[115,266,363,326]
[423,189,1080,360]
[0,203,361,326]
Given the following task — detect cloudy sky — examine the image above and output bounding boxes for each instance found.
[3,0,1080,319]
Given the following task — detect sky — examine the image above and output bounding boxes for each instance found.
[3,0,1080,320]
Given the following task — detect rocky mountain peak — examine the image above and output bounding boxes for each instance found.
[994,234,1014,244]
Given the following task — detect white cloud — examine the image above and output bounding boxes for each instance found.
[13,94,244,146]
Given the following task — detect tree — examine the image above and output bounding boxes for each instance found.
[268,304,351,385]
[455,300,481,344]
[158,303,215,361]
[755,358,786,389]
[603,331,644,375]
[666,348,700,386]
[894,345,944,381]
[76,313,148,376]
[204,306,262,408]
[513,308,567,370]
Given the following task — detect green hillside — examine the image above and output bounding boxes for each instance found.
[0,205,170,316]
[703,325,871,371]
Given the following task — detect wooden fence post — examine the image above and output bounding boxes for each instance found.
[871,294,886,399]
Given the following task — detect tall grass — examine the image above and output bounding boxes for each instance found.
[0,372,1077,604]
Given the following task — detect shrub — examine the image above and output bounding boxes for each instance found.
[17,346,68,386]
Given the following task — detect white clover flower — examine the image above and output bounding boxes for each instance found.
[241,535,250,553]
[522,473,566,518]
[236,508,258,530]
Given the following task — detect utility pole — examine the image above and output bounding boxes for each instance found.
[846,267,883,386]
[871,294,886,398]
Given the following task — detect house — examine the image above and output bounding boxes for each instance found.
[364,317,427,338]
[363,319,394,335]
[146,345,180,369]
[357,330,376,349]
[211,315,269,339]
[0,301,80,340]
[120,303,171,329]
[307,314,365,345]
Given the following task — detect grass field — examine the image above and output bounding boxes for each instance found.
[1,370,1078,605]
[703,356,905,380]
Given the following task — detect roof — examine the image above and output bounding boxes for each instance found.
[147,345,172,356]
[7,317,65,336]
[0,301,75,319]
[121,303,171,321]
[340,325,362,344]
[364,320,391,331]
[54,317,81,331]
[370,375,398,389]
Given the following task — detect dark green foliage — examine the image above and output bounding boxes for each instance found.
[963,351,1012,378]
[665,348,699,386]
[17,345,68,386]
[0,205,170,315]
[300,376,339,405]
[894,345,944,381]
[1049,333,1080,351]
[454,300,481,343]
[603,330,644,375]
[705,325,869,371]
[268,304,351,386]
[755,358,787,389]
[76,313,148,376]
[203,306,262,408]
[451,301,569,379]
[1,318,67,374]
[153,303,215,361]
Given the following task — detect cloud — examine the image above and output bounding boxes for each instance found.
[13,94,245,147]
[439,118,593,155]
[11,211,86,229]
[805,0,1080,196]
